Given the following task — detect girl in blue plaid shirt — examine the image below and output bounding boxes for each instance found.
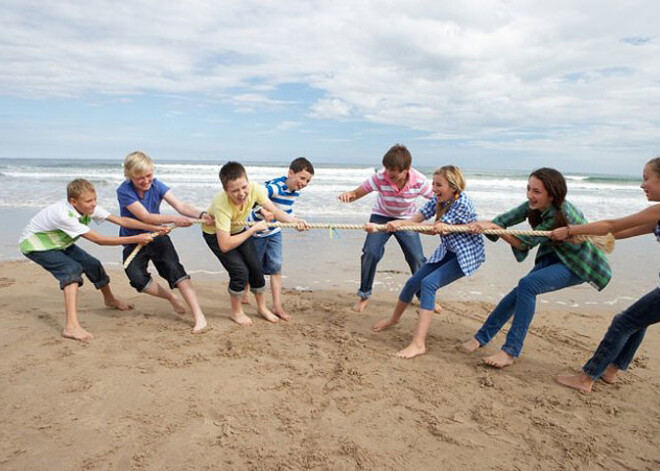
[372,166,485,359]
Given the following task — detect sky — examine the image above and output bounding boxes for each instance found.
[1,1,658,175]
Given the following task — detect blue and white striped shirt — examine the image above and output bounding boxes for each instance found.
[418,193,485,276]
[248,176,300,238]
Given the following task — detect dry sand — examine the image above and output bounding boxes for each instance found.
[1,260,659,470]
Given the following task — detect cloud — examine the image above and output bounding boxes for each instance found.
[1,1,659,171]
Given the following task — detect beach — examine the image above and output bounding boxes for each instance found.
[2,255,660,470]
[2,159,660,469]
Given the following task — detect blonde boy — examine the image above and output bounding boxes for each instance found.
[20,179,163,341]
[117,151,211,333]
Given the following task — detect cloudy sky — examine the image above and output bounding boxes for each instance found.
[1,1,658,174]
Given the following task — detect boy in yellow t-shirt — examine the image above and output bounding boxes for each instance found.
[202,161,308,326]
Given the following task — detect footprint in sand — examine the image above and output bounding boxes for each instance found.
[0,277,15,288]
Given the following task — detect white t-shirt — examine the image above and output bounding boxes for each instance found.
[19,199,110,253]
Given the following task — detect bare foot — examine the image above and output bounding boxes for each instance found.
[555,372,594,393]
[483,350,514,368]
[459,338,481,353]
[169,295,187,315]
[230,312,253,326]
[272,307,291,321]
[434,302,443,313]
[258,308,280,323]
[395,342,426,359]
[372,318,397,332]
[62,325,94,342]
[601,364,620,384]
[192,319,210,334]
[105,297,134,311]
[352,297,368,313]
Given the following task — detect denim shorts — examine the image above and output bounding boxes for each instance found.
[253,231,283,275]
[24,245,110,290]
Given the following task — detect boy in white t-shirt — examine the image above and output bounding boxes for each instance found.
[19,179,166,341]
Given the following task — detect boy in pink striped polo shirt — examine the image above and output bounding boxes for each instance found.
[338,144,433,312]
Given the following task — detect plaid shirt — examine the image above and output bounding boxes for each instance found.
[489,201,612,291]
[419,193,485,276]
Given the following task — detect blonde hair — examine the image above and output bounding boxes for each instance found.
[124,151,154,179]
[67,179,96,200]
[434,165,466,220]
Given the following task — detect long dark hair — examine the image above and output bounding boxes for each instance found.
[527,168,569,229]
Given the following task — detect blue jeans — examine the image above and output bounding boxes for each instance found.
[358,214,426,299]
[399,252,464,310]
[253,232,283,275]
[24,245,110,290]
[583,288,660,380]
[474,254,584,357]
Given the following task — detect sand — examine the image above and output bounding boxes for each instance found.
[1,260,659,470]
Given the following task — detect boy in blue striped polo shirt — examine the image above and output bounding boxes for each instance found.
[244,157,314,320]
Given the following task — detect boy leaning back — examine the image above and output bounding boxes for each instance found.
[339,144,433,312]
[19,179,165,341]
[202,161,308,326]
[245,157,314,320]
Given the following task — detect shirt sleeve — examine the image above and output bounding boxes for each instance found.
[116,182,138,210]
[152,179,171,200]
[418,176,434,199]
[418,197,437,221]
[486,202,530,243]
[360,174,378,194]
[91,205,111,224]
[255,184,269,206]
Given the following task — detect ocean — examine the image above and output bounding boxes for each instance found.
[0,158,647,221]
[0,158,655,309]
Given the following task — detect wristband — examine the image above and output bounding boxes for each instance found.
[566,224,571,236]
[198,211,207,219]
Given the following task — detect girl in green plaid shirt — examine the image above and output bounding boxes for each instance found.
[461,168,612,368]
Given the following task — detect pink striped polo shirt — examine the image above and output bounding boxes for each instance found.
[360,168,433,218]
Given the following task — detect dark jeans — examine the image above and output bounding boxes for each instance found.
[203,231,266,297]
[583,288,660,379]
[474,254,584,357]
[25,245,110,290]
[358,214,426,299]
[122,235,189,292]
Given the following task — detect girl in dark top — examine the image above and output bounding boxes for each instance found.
[551,157,660,393]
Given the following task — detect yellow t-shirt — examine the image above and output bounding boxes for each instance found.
[202,182,269,235]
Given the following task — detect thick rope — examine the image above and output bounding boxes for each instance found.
[230,221,615,253]
[123,218,616,269]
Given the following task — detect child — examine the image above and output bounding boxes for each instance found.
[244,157,314,320]
[552,157,660,393]
[372,166,485,358]
[19,178,164,341]
[202,161,308,326]
[461,168,612,368]
[338,144,433,312]
[117,151,210,334]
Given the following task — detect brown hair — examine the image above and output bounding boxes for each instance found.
[647,157,660,176]
[67,179,96,200]
[434,166,466,220]
[527,168,568,229]
[382,144,411,171]
[289,157,315,175]
[219,161,247,188]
